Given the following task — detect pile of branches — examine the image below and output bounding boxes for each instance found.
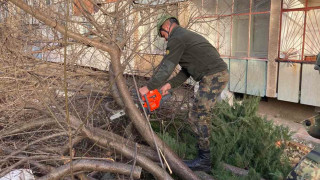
[0,22,196,180]
[1,1,285,179]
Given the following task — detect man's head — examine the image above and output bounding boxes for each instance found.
[303,114,320,139]
[157,15,179,41]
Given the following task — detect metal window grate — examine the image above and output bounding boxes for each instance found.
[279,0,320,62]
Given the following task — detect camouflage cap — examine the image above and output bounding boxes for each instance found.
[303,114,320,139]
[156,14,179,37]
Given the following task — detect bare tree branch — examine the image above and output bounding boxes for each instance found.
[38,159,142,180]
[69,115,174,180]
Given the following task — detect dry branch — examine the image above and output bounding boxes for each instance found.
[3,0,202,179]
[69,115,174,180]
[38,159,142,180]
[0,155,57,177]
[0,118,57,138]
[86,126,159,161]
[0,132,70,168]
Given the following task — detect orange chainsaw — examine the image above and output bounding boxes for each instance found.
[109,89,171,120]
[142,89,171,113]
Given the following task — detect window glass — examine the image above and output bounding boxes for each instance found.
[190,0,203,9]
[217,0,232,15]
[138,10,152,53]
[203,18,218,46]
[138,7,176,54]
[234,0,250,14]
[304,9,320,59]
[283,0,305,9]
[151,12,166,54]
[308,0,320,8]
[190,0,217,15]
[279,11,304,60]
[252,0,270,12]
[190,17,218,48]
[218,16,232,56]
[232,15,249,57]
[250,13,269,58]
[203,0,217,14]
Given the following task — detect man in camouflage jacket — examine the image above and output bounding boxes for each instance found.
[139,14,229,172]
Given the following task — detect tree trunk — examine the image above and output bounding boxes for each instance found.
[109,51,200,180]
[108,64,124,108]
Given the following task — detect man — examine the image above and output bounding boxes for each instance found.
[139,14,229,172]
[286,115,320,179]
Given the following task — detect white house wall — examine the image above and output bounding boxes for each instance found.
[277,62,301,103]
[300,64,320,106]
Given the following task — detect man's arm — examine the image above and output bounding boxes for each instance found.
[167,68,190,88]
[146,38,185,90]
[146,60,177,90]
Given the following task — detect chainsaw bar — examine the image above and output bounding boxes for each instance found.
[109,89,171,121]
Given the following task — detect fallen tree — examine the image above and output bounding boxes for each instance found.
[1,0,203,179]
[1,1,291,180]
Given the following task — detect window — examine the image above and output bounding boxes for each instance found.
[137,5,178,54]
[234,0,250,14]
[250,13,270,58]
[191,0,270,59]
[279,0,320,61]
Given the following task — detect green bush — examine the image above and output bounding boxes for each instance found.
[211,97,292,179]
[156,96,292,180]
[152,120,198,159]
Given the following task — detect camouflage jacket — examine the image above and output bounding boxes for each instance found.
[147,26,227,90]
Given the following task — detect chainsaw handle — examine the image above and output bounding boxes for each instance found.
[159,89,172,96]
[143,94,151,113]
[159,90,172,107]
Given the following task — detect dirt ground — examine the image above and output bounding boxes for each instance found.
[258,97,316,123]
[258,97,320,145]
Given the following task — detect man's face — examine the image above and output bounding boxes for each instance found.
[160,30,168,41]
[160,24,169,41]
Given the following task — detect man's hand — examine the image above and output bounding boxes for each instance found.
[160,83,171,95]
[139,86,150,96]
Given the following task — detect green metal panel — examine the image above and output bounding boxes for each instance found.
[277,62,301,103]
[246,60,267,96]
[301,64,320,106]
[229,59,247,93]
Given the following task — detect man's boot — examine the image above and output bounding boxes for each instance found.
[184,148,211,172]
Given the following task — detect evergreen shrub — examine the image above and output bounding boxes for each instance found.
[156,96,292,179]
[211,97,292,179]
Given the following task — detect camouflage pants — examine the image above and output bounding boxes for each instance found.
[188,69,229,150]
[286,157,320,180]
